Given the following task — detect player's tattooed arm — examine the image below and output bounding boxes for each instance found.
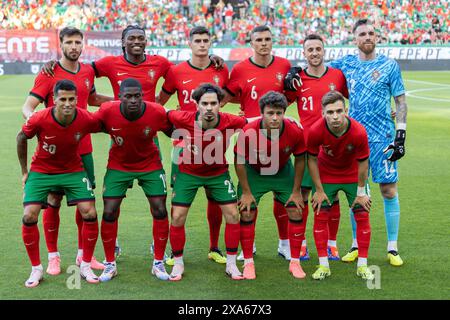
[394,94,408,125]
[17,131,29,186]
[41,60,57,77]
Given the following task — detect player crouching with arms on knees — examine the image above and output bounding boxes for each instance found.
[307,91,374,281]
[234,91,307,280]
[166,84,250,281]
[17,80,102,287]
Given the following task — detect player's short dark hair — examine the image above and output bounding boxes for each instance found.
[303,34,324,46]
[189,26,210,39]
[191,83,225,103]
[121,25,146,53]
[250,25,272,37]
[259,91,288,114]
[59,27,84,42]
[53,79,77,96]
[119,78,142,93]
[352,19,371,34]
[321,91,346,109]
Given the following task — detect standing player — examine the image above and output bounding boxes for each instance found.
[284,34,348,261]
[307,91,373,281]
[224,25,293,260]
[166,84,248,281]
[234,91,307,280]
[328,19,408,266]
[93,79,173,282]
[156,26,230,265]
[17,80,102,287]
[21,27,111,275]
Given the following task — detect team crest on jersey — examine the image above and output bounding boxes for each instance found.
[328,83,336,91]
[346,143,354,153]
[322,145,334,157]
[372,70,380,81]
[213,75,220,85]
[149,69,155,81]
[143,126,151,137]
[276,72,283,83]
[85,78,90,90]
[284,146,291,154]
[74,132,82,142]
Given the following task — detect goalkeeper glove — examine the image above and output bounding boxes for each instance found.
[284,66,302,91]
[383,129,406,161]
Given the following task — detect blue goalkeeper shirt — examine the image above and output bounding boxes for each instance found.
[330,54,405,143]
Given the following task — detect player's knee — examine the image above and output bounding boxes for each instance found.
[240,210,256,222]
[22,214,38,226]
[102,210,118,222]
[152,206,168,220]
[380,184,397,199]
[286,207,302,221]
[78,203,97,220]
[23,205,40,224]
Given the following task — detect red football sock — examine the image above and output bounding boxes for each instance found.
[313,208,330,257]
[207,199,222,250]
[328,201,341,242]
[82,218,99,263]
[354,209,371,258]
[240,216,256,259]
[22,223,41,266]
[225,223,240,255]
[43,205,60,253]
[170,224,186,257]
[300,202,309,246]
[153,217,169,261]
[75,208,83,250]
[101,219,117,263]
[288,219,305,259]
[273,200,288,240]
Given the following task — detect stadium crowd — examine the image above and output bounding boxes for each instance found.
[1,0,448,46]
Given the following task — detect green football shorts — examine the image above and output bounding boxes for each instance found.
[312,183,368,209]
[102,169,167,198]
[23,170,95,207]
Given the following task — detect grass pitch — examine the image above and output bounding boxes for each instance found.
[0,71,448,300]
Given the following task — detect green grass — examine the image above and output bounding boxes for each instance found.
[0,71,449,300]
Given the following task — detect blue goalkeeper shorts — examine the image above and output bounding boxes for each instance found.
[369,141,399,184]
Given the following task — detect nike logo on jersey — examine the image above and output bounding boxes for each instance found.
[301,88,310,93]
[117,72,128,76]
[111,128,121,131]
[182,80,192,84]
[45,136,56,139]
[247,77,257,83]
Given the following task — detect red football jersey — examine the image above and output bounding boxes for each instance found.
[168,111,247,177]
[94,101,172,172]
[92,54,172,101]
[29,62,96,155]
[285,67,348,137]
[225,56,291,118]
[235,118,306,174]
[22,108,101,174]
[162,61,229,112]
[307,117,370,184]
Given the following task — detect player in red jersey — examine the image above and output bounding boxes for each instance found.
[307,91,374,281]
[166,84,251,281]
[17,80,102,287]
[284,34,348,261]
[157,26,230,266]
[92,78,173,282]
[224,25,292,261]
[21,27,111,275]
[234,91,307,280]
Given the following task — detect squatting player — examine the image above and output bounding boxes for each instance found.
[234,91,307,280]
[307,91,374,281]
[284,33,348,261]
[17,80,102,287]
[93,78,173,282]
[157,26,230,265]
[224,25,293,261]
[22,27,111,275]
[166,84,251,281]
[329,19,408,266]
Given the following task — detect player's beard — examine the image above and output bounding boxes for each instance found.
[63,50,81,62]
[358,42,375,55]
[308,56,323,67]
